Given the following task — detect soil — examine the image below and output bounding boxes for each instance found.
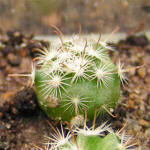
[0,30,150,150]
[0,0,150,35]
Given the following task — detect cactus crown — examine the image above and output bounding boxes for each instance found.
[35,34,120,98]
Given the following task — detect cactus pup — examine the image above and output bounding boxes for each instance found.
[33,111,137,150]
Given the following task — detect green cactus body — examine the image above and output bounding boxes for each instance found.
[98,133,122,150]
[60,133,127,150]
[60,135,102,150]
[34,35,120,123]
[76,134,103,150]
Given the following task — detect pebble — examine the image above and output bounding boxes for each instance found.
[0,58,7,69]
[129,93,137,99]
[11,107,18,115]
[128,99,135,109]
[0,92,15,107]
[137,67,146,78]
[145,128,150,137]
[133,124,142,132]
[139,119,150,127]
[5,123,11,129]
[144,115,150,121]
[7,53,21,66]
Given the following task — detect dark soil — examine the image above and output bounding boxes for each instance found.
[0,30,150,150]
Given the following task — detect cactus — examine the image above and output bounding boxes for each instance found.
[34,31,123,125]
[7,29,139,149]
[39,118,137,150]
[57,131,136,150]
[32,107,138,150]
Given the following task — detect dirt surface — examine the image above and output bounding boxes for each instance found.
[0,30,150,150]
[0,0,150,34]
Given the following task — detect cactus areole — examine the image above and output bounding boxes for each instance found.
[34,35,120,123]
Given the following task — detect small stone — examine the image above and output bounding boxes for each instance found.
[0,58,7,69]
[0,112,3,118]
[133,124,142,132]
[7,53,21,66]
[128,99,135,109]
[5,123,11,129]
[145,128,150,137]
[129,93,137,99]
[144,115,150,121]
[11,107,18,115]
[19,48,28,57]
[145,77,150,84]
[139,119,150,127]
[0,91,15,107]
[137,67,146,78]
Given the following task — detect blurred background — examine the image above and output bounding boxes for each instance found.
[0,0,150,35]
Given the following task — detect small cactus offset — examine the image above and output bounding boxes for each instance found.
[34,28,122,125]
[37,116,137,150]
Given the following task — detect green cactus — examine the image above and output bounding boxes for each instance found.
[34,33,122,125]
[41,121,137,150]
